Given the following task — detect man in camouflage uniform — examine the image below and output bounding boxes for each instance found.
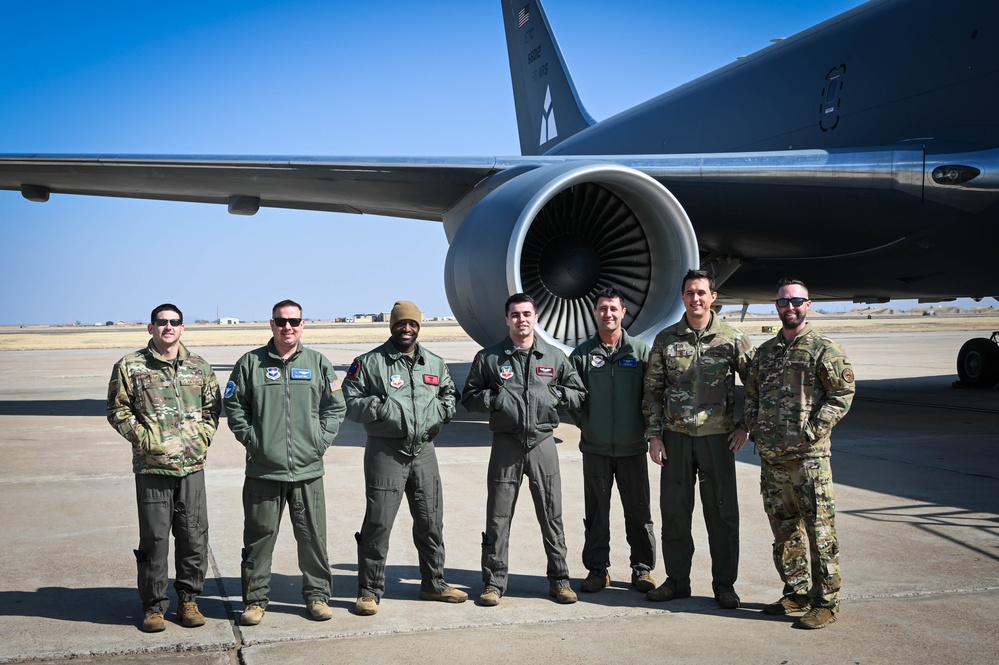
[642,270,754,609]
[343,300,466,616]
[743,278,855,630]
[569,287,656,594]
[107,303,221,633]
[462,293,587,607]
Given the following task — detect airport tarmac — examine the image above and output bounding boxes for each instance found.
[0,330,997,664]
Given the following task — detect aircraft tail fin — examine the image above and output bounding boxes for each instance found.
[502,0,594,156]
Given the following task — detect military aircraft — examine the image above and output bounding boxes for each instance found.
[2,0,998,386]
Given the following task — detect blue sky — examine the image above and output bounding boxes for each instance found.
[5,0,979,326]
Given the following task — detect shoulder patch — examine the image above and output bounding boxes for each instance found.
[330,379,342,391]
[347,359,361,379]
[842,367,854,383]
[224,381,236,399]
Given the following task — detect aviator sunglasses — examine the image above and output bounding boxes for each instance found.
[273,317,303,327]
[154,318,182,327]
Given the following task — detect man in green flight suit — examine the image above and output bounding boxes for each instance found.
[224,299,346,626]
[569,287,657,595]
[343,300,467,616]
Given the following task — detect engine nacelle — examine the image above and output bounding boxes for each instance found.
[444,161,698,352]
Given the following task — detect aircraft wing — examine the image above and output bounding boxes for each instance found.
[1,147,970,220]
[0,155,505,220]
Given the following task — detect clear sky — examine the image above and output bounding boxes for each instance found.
[3,0,985,325]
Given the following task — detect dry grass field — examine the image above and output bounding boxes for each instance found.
[0,321,473,352]
[1,311,997,352]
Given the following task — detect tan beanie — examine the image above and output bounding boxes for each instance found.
[390,300,422,328]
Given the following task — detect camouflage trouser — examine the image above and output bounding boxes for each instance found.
[760,457,840,611]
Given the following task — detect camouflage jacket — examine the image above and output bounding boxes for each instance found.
[643,312,754,439]
[569,330,650,457]
[342,339,457,457]
[107,340,221,476]
[742,323,855,462]
[462,335,586,450]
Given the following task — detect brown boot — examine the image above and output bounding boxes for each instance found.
[581,571,611,593]
[141,611,166,633]
[177,601,205,627]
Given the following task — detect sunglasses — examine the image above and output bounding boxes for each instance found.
[273,317,303,328]
[154,318,182,327]
[775,298,809,308]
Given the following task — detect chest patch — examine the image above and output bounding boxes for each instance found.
[390,374,405,389]
[290,368,312,380]
[499,365,514,380]
[618,357,639,367]
[590,355,606,368]
[423,374,440,386]
[536,366,555,377]
[265,367,281,381]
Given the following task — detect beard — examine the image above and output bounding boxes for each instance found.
[780,309,806,328]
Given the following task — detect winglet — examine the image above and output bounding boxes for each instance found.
[502,0,594,156]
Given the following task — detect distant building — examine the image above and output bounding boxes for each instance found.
[219,317,240,325]
[353,313,379,323]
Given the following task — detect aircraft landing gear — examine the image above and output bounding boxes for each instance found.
[956,332,999,388]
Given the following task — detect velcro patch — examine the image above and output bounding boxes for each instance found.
[424,374,440,386]
[290,368,312,380]
[347,359,361,379]
[536,366,555,377]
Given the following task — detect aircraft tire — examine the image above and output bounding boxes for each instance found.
[956,337,999,388]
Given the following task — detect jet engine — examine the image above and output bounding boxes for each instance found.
[444,162,699,352]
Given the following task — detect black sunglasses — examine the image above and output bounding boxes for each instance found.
[154,318,182,327]
[775,297,809,308]
[273,317,303,328]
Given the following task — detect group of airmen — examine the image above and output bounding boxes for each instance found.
[106,270,855,635]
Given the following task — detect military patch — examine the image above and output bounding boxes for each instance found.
[499,365,514,380]
[330,379,342,391]
[266,367,281,381]
[390,374,404,389]
[536,366,555,377]
[842,368,854,383]
[347,359,361,379]
[618,357,639,367]
[591,355,606,368]
[423,374,439,386]
[224,381,236,399]
[290,368,312,380]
